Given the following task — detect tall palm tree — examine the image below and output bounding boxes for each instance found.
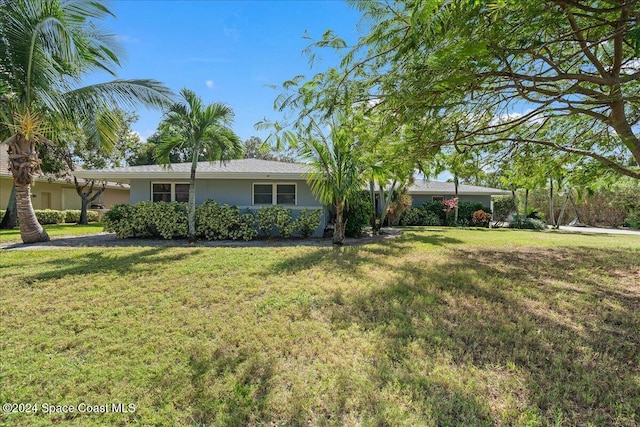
[299,119,365,245]
[0,0,173,243]
[154,88,242,243]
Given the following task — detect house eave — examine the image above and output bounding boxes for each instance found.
[72,171,307,183]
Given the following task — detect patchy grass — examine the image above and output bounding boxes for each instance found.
[1,228,639,426]
[0,223,104,244]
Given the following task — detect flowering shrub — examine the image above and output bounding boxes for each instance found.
[443,197,458,213]
[472,210,491,227]
[290,209,322,238]
[256,206,293,237]
[196,201,256,241]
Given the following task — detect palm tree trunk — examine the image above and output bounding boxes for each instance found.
[333,199,345,245]
[7,134,49,243]
[188,154,198,243]
[15,181,49,243]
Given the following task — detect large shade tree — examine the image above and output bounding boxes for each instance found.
[0,0,173,243]
[154,88,242,243]
[286,0,640,182]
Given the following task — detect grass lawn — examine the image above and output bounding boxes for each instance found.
[0,223,105,244]
[1,228,639,426]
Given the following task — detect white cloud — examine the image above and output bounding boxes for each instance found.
[205,80,215,89]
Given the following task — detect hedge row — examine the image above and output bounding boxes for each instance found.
[103,201,323,240]
[0,209,99,224]
[400,201,492,227]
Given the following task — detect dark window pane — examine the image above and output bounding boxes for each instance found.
[254,194,273,204]
[276,184,295,205]
[253,184,273,204]
[175,184,189,202]
[153,193,171,202]
[153,183,171,192]
[277,194,295,205]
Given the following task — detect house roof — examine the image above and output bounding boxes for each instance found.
[408,180,511,196]
[74,158,312,183]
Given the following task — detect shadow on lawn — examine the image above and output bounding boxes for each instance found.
[326,244,640,425]
[19,248,202,283]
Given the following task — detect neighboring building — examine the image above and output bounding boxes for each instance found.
[408,180,511,209]
[0,144,129,211]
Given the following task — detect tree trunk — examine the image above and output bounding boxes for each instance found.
[74,177,106,225]
[6,133,49,243]
[15,181,49,243]
[549,178,556,228]
[333,199,345,245]
[369,180,376,232]
[454,175,459,226]
[0,184,18,229]
[188,154,198,243]
[524,189,529,218]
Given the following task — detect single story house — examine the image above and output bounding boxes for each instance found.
[407,180,511,209]
[0,144,129,211]
[74,159,512,236]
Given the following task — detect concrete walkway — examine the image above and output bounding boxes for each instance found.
[1,229,403,251]
[551,225,640,236]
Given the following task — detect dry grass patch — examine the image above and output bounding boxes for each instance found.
[1,228,639,426]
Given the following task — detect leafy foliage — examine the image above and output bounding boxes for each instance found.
[256,206,294,238]
[472,210,491,227]
[493,196,517,223]
[344,191,371,237]
[196,201,257,241]
[509,215,547,230]
[63,210,99,224]
[104,202,322,241]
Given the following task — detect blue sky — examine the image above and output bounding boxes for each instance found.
[95,1,365,143]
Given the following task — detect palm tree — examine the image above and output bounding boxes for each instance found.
[299,119,365,245]
[0,0,173,243]
[154,88,242,242]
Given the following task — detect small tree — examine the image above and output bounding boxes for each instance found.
[154,88,242,242]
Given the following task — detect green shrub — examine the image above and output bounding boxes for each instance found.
[493,196,517,222]
[400,207,424,226]
[63,210,99,223]
[421,201,446,225]
[196,201,256,241]
[509,214,547,230]
[625,208,640,229]
[255,206,293,237]
[103,202,188,239]
[344,191,371,238]
[290,209,322,238]
[35,209,66,224]
[456,201,491,226]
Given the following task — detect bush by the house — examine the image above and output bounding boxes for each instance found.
[64,210,99,223]
[400,207,441,226]
[290,209,323,238]
[256,206,293,238]
[509,214,547,230]
[196,201,256,241]
[34,209,67,224]
[493,196,517,222]
[454,201,492,226]
[103,202,188,239]
[472,210,491,227]
[344,191,371,238]
[421,201,446,225]
[104,201,321,241]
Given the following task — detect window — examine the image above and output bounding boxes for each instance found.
[253,184,273,204]
[277,184,296,205]
[253,183,296,205]
[432,196,445,202]
[152,183,189,202]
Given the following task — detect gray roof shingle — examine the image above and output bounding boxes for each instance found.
[408,180,510,195]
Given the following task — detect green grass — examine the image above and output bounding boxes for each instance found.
[1,228,639,426]
[0,223,104,244]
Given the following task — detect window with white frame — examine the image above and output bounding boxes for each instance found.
[152,183,189,202]
[253,183,296,205]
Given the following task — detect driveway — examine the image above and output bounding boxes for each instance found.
[552,225,640,236]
